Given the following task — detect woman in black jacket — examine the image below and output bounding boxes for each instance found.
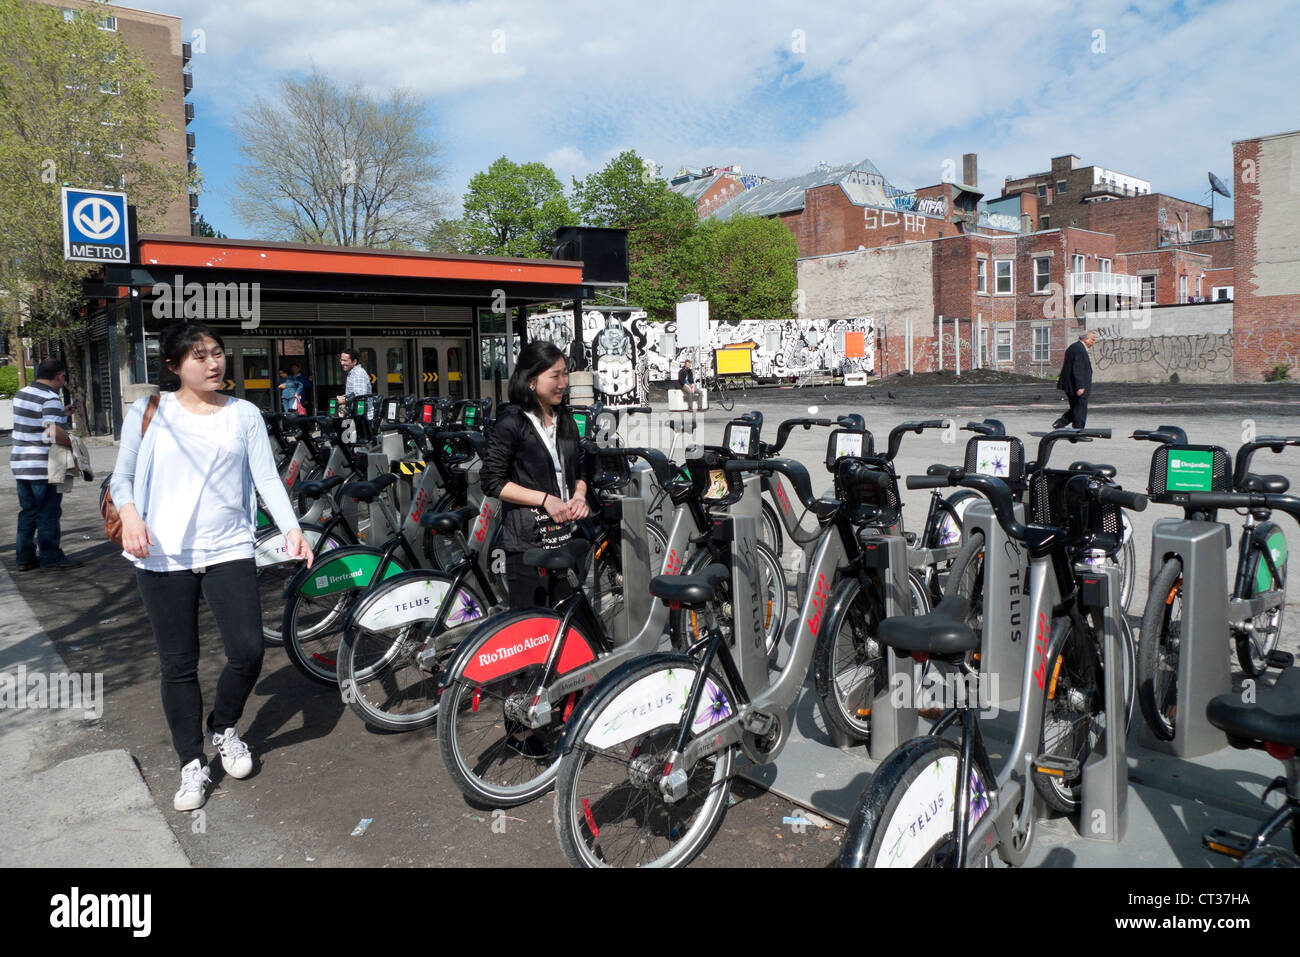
[480,341,589,609]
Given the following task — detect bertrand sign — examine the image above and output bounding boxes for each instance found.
[61,187,130,263]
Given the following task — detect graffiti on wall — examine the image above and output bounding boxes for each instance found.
[1237,328,1300,375]
[527,310,876,402]
[865,209,929,233]
[1092,332,1234,376]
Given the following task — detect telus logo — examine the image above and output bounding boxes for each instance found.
[50,887,151,937]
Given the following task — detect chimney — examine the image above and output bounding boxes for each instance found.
[962,153,978,189]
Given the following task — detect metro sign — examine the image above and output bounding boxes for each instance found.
[61,187,130,263]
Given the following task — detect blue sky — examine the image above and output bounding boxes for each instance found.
[122,0,1296,238]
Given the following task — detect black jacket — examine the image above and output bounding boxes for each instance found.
[480,405,588,552]
[677,367,695,388]
[1056,340,1093,396]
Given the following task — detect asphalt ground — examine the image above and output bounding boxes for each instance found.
[3,378,1299,868]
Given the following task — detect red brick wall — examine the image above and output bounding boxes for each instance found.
[1233,135,1300,381]
[780,183,960,257]
[1204,266,1234,298]
[1117,248,1212,304]
[695,174,745,219]
[1085,195,1212,255]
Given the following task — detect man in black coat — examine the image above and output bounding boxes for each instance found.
[1053,330,1096,428]
[677,359,702,411]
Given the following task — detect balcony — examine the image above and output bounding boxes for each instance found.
[1083,181,1149,201]
[185,102,194,124]
[183,71,194,94]
[189,192,199,210]
[186,132,196,150]
[1067,271,1139,299]
[183,41,192,64]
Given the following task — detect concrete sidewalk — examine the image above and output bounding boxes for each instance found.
[0,453,188,865]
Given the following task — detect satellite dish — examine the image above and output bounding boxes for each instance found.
[1208,172,1231,198]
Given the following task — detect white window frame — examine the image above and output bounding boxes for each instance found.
[62,7,76,21]
[1033,257,1051,292]
[1140,274,1156,304]
[1213,285,1233,301]
[98,15,118,31]
[1057,180,1068,194]
[994,259,1013,295]
[1098,258,1111,274]
[1032,326,1050,363]
[1071,254,1086,275]
[976,258,987,293]
[99,80,120,95]
[995,328,1012,363]
[1037,183,1047,197]
[1179,275,1188,301]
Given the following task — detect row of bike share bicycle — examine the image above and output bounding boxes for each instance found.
[246,395,1300,868]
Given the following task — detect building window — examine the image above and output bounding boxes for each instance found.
[1033,326,1050,363]
[98,15,118,31]
[1033,257,1051,292]
[1140,275,1156,303]
[1072,254,1086,274]
[1057,180,1068,194]
[1213,286,1233,301]
[995,328,1012,363]
[1037,184,1047,197]
[1039,216,1049,230]
[62,7,76,21]
[978,328,989,365]
[976,259,987,293]
[100,80,120,95]
[1098,258,1111,274]
[1179,275,1188,301]
[995,260,1012,294]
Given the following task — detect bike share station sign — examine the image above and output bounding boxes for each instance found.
[61,187,130,263]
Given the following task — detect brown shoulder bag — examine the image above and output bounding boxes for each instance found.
[101,394,160,546]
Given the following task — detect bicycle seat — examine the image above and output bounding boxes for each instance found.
[650,565,730,607]
[1206,668,1300,749]
[298,475,345,500]
[1241,473,1290,494]
[1068,461,1117,478]
[522,538,592,572]
[875,593,978,658]
[419,505,478,535]
[341,473,397,503]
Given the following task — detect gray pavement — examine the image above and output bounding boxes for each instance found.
[1,383,1297,867]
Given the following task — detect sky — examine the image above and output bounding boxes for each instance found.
[120,0,1298,238]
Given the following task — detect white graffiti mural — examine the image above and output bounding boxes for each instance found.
[527,310,877,403]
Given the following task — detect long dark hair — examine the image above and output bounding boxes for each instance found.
[159,321,225,391]
[509,341,576,440]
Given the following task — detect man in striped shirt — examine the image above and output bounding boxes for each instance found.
[9,358,82,571]
[340,348,373,420]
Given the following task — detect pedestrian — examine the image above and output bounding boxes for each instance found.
[9,357,82,571]
[340,347,372,421]
[678,358,702,411]
[109,321,312,812]
[479,340,589,757]
[290,361,313,414]
[1053,329,1096,429]
[276,368,302,414]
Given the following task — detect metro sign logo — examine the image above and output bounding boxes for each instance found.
[61,188,130,263]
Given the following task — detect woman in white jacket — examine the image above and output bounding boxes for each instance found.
[110,322,312,812]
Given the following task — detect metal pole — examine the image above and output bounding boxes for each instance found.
[938,315,944,371]
[956,318,961,377]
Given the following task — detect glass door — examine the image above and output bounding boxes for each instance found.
[417,338,470,399]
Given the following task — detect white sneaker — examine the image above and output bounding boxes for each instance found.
[174,759,211,812]
[212,727,254,779]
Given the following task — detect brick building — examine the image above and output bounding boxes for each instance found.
[1232,128,1300,381]
[34,0,196,235]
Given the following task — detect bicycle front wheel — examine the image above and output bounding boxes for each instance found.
[840,735,994,868]
[1035,615,1105,814]
[1137,557,1182,741]
[715,381,734,412]
[554,656,735,868]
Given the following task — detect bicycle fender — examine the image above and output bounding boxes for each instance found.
[441,609,597,690]
[1247,520,1288,595]
[554,652,694,756]
[839,736,940,868]
[280,545,406,600]
[254,522,340,568]
[437,609,558,692]
[342,569,486,635]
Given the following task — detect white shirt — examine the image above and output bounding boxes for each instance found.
[524,411,568,502]
[129,394,254,571]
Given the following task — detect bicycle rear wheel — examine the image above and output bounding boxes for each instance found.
[715,381,734,412]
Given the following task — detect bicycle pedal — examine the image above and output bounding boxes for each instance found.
[1202,827,1252,859]
[1267,650,1295,670]
[1032,754,1081,781]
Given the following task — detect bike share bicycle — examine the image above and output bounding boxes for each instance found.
[548,424,933,867]
[839,464,1147,867]
[1132,427,1297,752]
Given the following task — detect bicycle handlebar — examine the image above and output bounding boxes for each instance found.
[884,419,949,462]
[724,457,818,509]
[962,418,1006,437]
[1131,424,1189,445]
[770,417,833,454]
[1094,483,1148,512]
[1185,491,1300,524]
[1233,436,1300,490]
[593,445,677,487]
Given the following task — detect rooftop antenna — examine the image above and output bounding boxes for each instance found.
[1207,171,1231,222]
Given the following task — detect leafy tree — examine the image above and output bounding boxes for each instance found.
[693,215,798,323]
[234,67,447,247]
[571,150,678,229]
[194,213,226,239]
[423,217,469,254]
[0,0,187,419]
[459,157,572,258]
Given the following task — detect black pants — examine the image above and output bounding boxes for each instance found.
[1053,393,1088,429]
[504,551,577,611]
[136,558,264,767]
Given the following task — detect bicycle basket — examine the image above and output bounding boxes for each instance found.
[1031,468,1125,550]
[1147,444,1232,504]
[964,435,1025,483]
[834,457,902,531]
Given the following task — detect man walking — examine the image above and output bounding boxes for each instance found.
[678,359,702,412]
[1053,330,1096,429]
[340,348,373,420]
[9,358,82,571]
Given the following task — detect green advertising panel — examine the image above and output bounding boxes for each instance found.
[300,553,407,597]
[1165,449,1214,492]
[574,412,588,438]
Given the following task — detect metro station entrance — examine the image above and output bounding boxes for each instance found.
[417,337,469,399]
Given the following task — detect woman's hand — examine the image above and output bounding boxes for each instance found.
[285,530,314,569]
[120,513,154,560]
[544,495,570,525]
[566,496,590,521]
